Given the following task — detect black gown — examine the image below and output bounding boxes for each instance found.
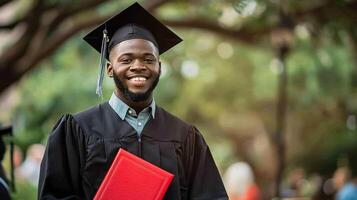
[38,102,228,200]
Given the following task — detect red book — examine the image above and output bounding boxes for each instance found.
[94,149,174,200]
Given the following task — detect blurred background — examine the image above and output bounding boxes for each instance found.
[0,0,356,199]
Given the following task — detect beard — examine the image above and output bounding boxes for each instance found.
[113,74,160,102]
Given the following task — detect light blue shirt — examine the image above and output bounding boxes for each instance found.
[337,183,357,200]
[108,93,155,136]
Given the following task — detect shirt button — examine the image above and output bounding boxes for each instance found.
[138,122,142,126]
[128,110,133,114]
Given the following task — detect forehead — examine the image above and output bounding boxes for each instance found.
[110,39,159,56]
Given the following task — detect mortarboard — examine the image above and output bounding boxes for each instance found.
[0,126,15,193]
[83,2,183,97]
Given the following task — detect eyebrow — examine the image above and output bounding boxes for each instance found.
[118,52,157,58]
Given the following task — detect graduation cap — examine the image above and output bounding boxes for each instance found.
[83,2,183,97]
[0,126,15,193]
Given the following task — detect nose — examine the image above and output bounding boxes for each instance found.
[130,59,146,71]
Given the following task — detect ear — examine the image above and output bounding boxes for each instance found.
[107,62,113,77]
[158,61,162,76]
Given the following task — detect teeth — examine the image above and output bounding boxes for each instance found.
[132,77,146,81]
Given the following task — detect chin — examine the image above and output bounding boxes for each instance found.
[124,86,152,102]
[128,88,148,94]
[127,91,152,102]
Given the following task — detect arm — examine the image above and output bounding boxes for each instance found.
[184,126,228,200]
[38,115,85,200]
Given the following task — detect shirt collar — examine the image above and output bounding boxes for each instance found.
[109,93,156,120]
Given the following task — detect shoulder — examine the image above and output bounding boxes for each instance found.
[156,106,191,128]
[156,106,203,141]
[47,103,111,142]
[63,102,112,136]
[73,102,112,132]
[156,106,193,133]
[73,102,108,122]
[71,102,112,127]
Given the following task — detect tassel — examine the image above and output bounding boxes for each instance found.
[96,28,108,98]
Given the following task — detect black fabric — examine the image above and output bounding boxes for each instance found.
[0,178,10,200]
[108,24,158,51]
[0,126,14,192]
[38,102,228,200]
[83,2,182,57]
[0,166,10,200]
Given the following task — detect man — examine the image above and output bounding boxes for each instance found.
[38,2,228,200]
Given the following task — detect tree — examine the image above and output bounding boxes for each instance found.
[0,0,170,94]
[2,0,356,95]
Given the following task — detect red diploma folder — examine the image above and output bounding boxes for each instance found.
[94,149,174,200]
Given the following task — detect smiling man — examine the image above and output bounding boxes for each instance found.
[38,2,228,200]
[109,37,161,109]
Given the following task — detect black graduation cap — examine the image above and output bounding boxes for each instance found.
[0,126,15,193]
[83,2,183,97]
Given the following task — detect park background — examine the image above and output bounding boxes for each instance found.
[0,0,356,199]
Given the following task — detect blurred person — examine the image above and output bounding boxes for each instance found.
[336,167,357,200]
[12,145,23,169]
[312,176,335,200]
[16,144,45,186]
[38,3,227,200]
[298,174,323,198]
[224,162,260,200]
[313,167,353,200]
[333,167,350,191]
[281,168,307,198]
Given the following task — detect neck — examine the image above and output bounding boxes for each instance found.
[114,90,152,113]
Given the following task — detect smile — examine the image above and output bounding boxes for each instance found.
[127,76,148,86]
[129,76,147,81]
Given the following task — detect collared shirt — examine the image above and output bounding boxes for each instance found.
[108,93,155,136]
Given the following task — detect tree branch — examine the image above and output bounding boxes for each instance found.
[161,0,357,44]
[0,0,13,8]
[0,20,21,29]
[0,0,45,69]
[143,0,171,11]
[0,16,95,93]
[45,0,170,37]
[4,0,357,95]
[162,18,272,44]
[293,0,357,24]
[46,0,112,35]
[23,0,173,71]
[0,0,60,31]
[0,0,176,94]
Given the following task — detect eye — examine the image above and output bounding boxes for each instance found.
[144,58,155,64]
[120,58,132,64]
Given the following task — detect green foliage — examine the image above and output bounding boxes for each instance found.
[296,127,357,176]
[11,181,37,200]
[12,36,110,151]
[288,36,354,107]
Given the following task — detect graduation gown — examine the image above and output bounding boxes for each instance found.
[38,102,228,200]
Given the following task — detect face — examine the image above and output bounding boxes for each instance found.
[107,39,161,103]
